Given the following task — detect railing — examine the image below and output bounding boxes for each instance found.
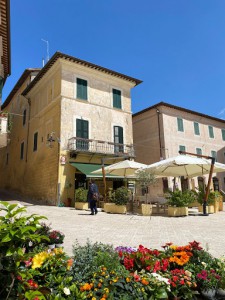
[68,137,135,157]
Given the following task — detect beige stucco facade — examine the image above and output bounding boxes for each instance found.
[133,102,225,194]
[0,53,141,205]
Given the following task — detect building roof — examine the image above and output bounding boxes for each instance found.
[0,0,11,81]
[2,68,41,109]
[22,51,142,96]
[132,101,225,125]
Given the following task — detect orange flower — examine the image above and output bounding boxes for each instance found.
[141,279,149,285]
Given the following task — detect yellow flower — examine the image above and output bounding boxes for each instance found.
[126,277,130,283]
[32,251,49,269]
[104,288,109,293]
[92,298,96,300]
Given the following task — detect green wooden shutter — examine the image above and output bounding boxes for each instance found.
[76,119,89,150]
[208,126,214,138]
[196,148,202,157]
[179,145,186,154]
[222,129,225,141]
[177,118,184,132]
[113,89,121,109]
[77,78,87,100]
[194,122,200,135]
[211,150,217,161]
[114,126,123,152]
[23,109,26,126]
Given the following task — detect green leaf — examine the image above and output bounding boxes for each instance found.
[1,233,11,242]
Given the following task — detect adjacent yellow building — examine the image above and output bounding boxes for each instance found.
[0,52,142,205]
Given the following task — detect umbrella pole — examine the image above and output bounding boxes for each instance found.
[179,150,215,215]
[101,158,107,201]
[203,157,215,215]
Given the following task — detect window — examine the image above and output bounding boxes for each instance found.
[20,142,24,160]
[6,153,9,165]
[208,126,214,138]
[114,126,123,153]
[222,129,225,141]
[23,109,26,126]
[194,122,200,135]
[76,119,89,150]
[179,145,186,154]
[177,118,184,132]
[76,78,87,100]
[33,132,38,152]
[196,148,202,157]
[113,89,122,109]
[211,150,217,162]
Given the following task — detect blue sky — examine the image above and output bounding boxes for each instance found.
[3,0,225,118]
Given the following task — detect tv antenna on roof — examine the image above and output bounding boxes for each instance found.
[41,38,49,66]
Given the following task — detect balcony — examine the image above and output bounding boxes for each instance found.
[68,137,135,158]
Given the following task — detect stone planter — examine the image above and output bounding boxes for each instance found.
[168,206,188,217]
[217,288,225,298]
[103,203,127,214]
[48,244,55,249]
[198,205,214,214]
[201,288,216,299]
[141,204,152,216]
[75,202,89,210]
[214,201,219,213]
[219,200,224,211]
[55,243,63,248]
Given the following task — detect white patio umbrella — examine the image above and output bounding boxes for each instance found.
[141,155,225,178]
[92,159,147,177]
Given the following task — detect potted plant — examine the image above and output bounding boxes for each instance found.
[104,187,129,214]
[75,187,89,210]
[136,169,156,216]
[48,230,65,248]
[166,189,194,217]
[195,187,215,214]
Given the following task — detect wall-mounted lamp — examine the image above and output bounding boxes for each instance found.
[46,132,60,148]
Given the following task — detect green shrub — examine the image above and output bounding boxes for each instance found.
[75,187,88,202]
[113,187,129,205]
[166,189,195,207]
[194,187,217,205]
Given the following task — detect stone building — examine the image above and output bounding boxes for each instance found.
[133,102,225,195]
[0,52,141,205]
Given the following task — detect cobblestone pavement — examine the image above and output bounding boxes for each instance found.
[1,189,225,258]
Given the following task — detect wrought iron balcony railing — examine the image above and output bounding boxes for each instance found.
[68,137,135,157]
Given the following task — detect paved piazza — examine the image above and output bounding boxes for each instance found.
[1,190,225,258]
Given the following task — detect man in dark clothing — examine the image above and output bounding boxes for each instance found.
[87,179,99,215]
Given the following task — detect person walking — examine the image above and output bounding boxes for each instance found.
[87,179,99,215]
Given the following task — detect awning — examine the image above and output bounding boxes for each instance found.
[70,162,124,178]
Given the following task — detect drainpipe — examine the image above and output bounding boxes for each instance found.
[156,108,163,160]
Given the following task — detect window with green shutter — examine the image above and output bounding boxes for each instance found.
[208,126,214,138]
[76,119,89,150]
[211,150,217,162]
[196,148,202,157]
[33,132,38,152]
[113,89,122,109]
[23,109,26,126]
[77,78,87,100]
[114,126,123,153]
[177,118,184,132]
[179,145,186,154]
[222,129,225,141]
[194,122,200,135]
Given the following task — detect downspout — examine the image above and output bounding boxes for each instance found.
[156,108,163,160]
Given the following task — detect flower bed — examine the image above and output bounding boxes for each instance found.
[1,201,225,300]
